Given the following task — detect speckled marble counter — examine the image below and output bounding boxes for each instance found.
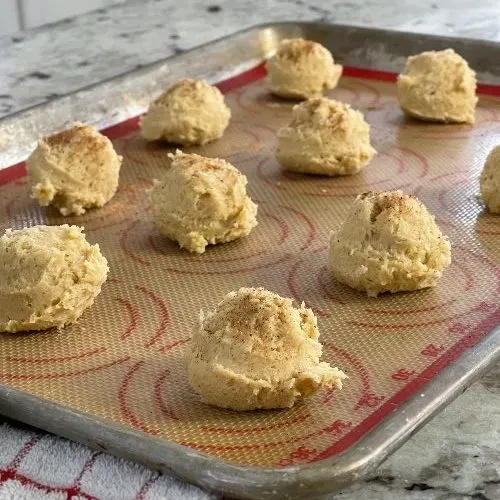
[1,0,500,118]
[0,1,499,499]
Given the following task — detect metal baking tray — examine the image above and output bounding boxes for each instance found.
[1,22,500,500]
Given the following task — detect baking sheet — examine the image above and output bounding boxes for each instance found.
[1,23,500,499]
[1,63,499,468]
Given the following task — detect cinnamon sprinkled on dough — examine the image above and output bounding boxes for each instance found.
[266,38,342,99]
[186,287,347,410]
[329,190,451,296]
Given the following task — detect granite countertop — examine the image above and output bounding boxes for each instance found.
[1,0,500,118]
[0,1,499,499]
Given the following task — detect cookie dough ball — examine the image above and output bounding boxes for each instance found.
[480,145,500,213]
[27,123,122,216]
[150,150,258,254]
[186,287,347,410]
[267,38,342,99]
[277,98,376,176]
[0,225,108,333]
[397,48,477,124]
[140,78,231,145]
[329,191,451,297]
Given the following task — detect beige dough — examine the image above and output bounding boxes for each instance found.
[27,122,122,216]
[0,225,108,333]
[150,150,258,254]
[276,97,376,176]
[266,38,342,99]
[329,190,451,297]
[480,145,500,213]
[140,78,231,145]
[397,48,477,124]
[186,287,347,410]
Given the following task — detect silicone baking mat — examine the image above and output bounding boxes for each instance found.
[0,65,499,468]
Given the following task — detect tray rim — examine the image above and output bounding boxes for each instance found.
[1,21,500,499]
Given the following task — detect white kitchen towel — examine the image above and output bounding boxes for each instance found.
[0,421,217,500]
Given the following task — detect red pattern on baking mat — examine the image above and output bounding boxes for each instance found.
[256,145,428,197]
[0,61,499,470]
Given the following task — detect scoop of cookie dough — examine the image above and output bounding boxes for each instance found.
[329,190,451,297]
[397,48,477,124]
[140,78,231,145]
[277,97,376,176]
[150,150,258,254]
[27,122,122,216]
[186,287,347,410]
[480,145,500,213]
[267,38,342,99]
[0,225,108,333]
